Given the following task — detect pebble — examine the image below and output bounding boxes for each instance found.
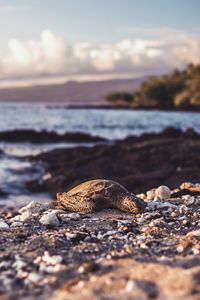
[177,245,184,253]
[10,221,23,227]
[186,196,195,206]
[155,185,171,200]
[187,230,200,238]
[147,200,177,211]
[20,210,32,222]
[125,280,137,292]
[136,193,146,200]
[65,232,78,239]
[19,201,47,215]
[12,260,26,270]
[180,182,194,189]
[182,195,191,201]
[179,205,188,215]
[43,209,65,215]
[27,272,44,284]
[0,261,11,269]
[10,215,22,222]
[42,251,63,265]
[0,221,10,231]
[51,211,81,223]
[42,172,52,181]
[149,218,164,227]
[17,270,29,279]
[192,244,200,255]
[39,212,60,226]
[66,213,81,220]
[146,189,156,200]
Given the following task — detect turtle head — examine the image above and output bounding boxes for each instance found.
[121,193,147,213]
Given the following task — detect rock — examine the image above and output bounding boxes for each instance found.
[146,189,156,200]
[43,209,65,215]
[20,210,32,222]
[42,172,52,181]
[42,251,63,265]
[147,200,177,211]
[10,215,22,222]
[16,270,29,279]
[192,244,200,255]
[0,222,10,231]
[12,260,26,270]
[155,185,171,200]
[65,232,78,239]
[149,218,164,227]
[0,261,11,269]
[60,212,81,222]
[187,230,200,239]
[180,182,194,189]
[179,205,188,215]
[182,195,191,201]
[39,212,60,226]
[27,272,44,284]
[136,193,146,200]
[125,280,137,292]
[188,196,196,205]
[67,213,81,220]
[19,201,47,215]
[10,221,23,227]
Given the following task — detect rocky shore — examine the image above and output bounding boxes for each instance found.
[0,182,200,300]
[0,129,106,143]
[26,127,200,197]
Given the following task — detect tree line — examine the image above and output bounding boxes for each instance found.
[106,64,200,110]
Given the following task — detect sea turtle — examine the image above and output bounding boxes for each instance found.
[56,179,146,213]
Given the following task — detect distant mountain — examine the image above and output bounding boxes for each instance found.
[0,77,146,105]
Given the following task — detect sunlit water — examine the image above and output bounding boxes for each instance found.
[0,103,200,206]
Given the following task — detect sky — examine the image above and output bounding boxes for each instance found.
[0,0,199,87]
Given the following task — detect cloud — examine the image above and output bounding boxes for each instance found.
[0,29,199,84]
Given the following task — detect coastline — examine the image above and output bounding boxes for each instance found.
[1,100,200,112]
[25,127,200,197]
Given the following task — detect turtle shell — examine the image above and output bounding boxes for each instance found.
[66,179,128,200]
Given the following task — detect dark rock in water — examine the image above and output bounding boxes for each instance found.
[0,189,8,197]
[0,129,106,143]
[27,128,200,196]
[121,127,199,143]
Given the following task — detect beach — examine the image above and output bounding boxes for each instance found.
[0,126,200,299]
[0,182,200,299]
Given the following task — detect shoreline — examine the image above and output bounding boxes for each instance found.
[0,101,200,112]
[25,127,200,197]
